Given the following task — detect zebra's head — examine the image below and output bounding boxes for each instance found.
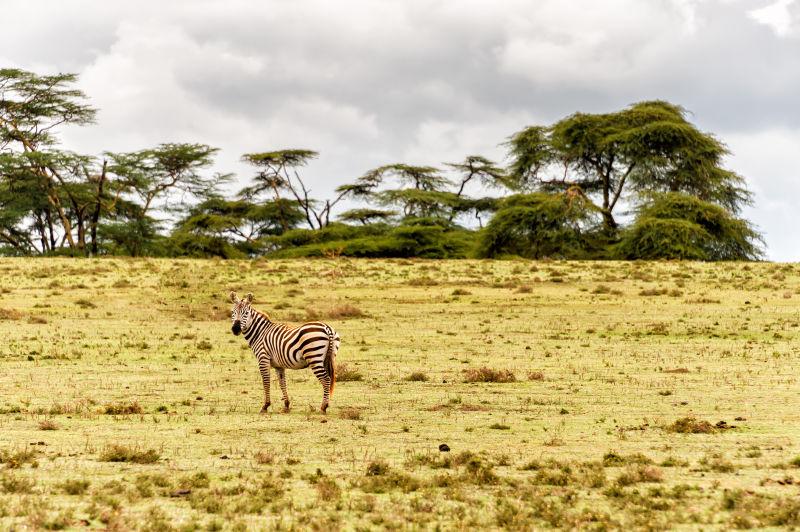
[230,291,254,336]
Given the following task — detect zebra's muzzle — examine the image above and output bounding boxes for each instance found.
[231,321,241,335]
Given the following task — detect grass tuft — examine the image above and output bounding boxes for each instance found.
[665,417,715,434]
[103,401,143,415]
[336,363,363,382]
[99,445,160,464]
[463,367,516,383]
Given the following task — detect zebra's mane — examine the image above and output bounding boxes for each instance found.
[249,305,272,322]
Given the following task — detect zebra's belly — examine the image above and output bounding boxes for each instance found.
[270,357,308,370]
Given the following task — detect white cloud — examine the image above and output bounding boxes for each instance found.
[1,0,799,259]
[748,0,798,37]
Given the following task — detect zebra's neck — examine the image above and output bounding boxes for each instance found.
[243,309,274,346]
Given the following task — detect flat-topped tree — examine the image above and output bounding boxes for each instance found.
[363,164,451,191]
[174,196,304,248]
[446,155,510,197]
[506,100,753,232]
[337,208,396,225]
[343,163,461,220]
[108,143,222,215]
[242,149,353,230]
[0,68,98,251]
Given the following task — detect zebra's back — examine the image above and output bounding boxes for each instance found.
[265,321,338,370]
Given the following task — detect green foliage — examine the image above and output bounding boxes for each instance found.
[0,68,763,262]
[337,208,396,225]
[170,197,304,257]
[479,193,601,259]
[616,193,762,260]
[506,100,753,230]
[107,143,223,213]
[270,219,476,258]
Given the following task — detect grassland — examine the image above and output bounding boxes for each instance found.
[0,257,799,530]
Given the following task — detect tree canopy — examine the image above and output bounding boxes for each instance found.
[506,101,752,232]
[0,67,764,261]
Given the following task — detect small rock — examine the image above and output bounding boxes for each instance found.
[439,444,450,452]
[735,416,746,421]
[220,455,229,460]
[320,419,328,424]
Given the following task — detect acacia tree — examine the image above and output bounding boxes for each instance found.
[0,68,97,252]
[172,196,304,256]
[506,101,753,232]
[241,150,353,230]
[480,191,601,259]
[337,208,396,225]
[104,143,224,252]
[616,192,762,260]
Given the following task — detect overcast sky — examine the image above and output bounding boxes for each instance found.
[1,0,798,260]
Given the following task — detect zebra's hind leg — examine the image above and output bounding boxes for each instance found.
[310,362,332,413]
[276,367,290,412]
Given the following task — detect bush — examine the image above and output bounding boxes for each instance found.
[665,417,715,434]
[336,363,363,382]
[99,445,160,464]
[463,367,516,383]
[103,401,143,415]
[616,193,762,260]
[306,304,365,320]
[269,220,478,259]
[405,372,429,382]
[479,193,601,259]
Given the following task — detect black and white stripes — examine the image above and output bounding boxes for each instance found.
[230,291,340,413]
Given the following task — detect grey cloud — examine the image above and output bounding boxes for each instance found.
[0,0,797,259]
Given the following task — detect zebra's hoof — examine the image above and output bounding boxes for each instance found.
[260,403,270,413]
[283,400,290,413]
[320,403,329,414]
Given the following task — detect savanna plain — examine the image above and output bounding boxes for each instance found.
[0,258,799,530]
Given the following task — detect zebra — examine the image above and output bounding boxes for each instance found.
[229,291,340,413]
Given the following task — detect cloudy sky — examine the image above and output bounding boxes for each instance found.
[1,0,798,260]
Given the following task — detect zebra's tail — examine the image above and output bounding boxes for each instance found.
[324,327,338,398]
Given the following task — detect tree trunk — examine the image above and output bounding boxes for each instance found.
[90,161,107,255]
[44,208,56,251]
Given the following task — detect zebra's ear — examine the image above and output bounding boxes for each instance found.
[245,292,254,303]
[229,291,238,303]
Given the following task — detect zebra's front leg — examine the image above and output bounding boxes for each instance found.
[257,357,271,413]
[311,362,332,414]
[276,367,290,412]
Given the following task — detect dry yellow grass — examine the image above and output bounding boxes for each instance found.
[0,258,799,529]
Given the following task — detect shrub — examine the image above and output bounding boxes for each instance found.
[0,449,38,469]
[404,372,428,382]
[479,193,601,259]
[254,449,275,465]
[99,445,159,464]
[666,417,715,434]
[306,304,365,320]
[59,479,90,495]
[615,193,762,260]
[336,363,363,382]
[616,465,663,486]
[315,477,341,502]
[74,298,96,309]
[340,407,362,420]
[38,419,58,431]
[0,472,35,493]
[463,367,516,383]
[0,308,23,320]
[103,401,143,415]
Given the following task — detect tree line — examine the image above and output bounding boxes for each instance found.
[0,68,762,260]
